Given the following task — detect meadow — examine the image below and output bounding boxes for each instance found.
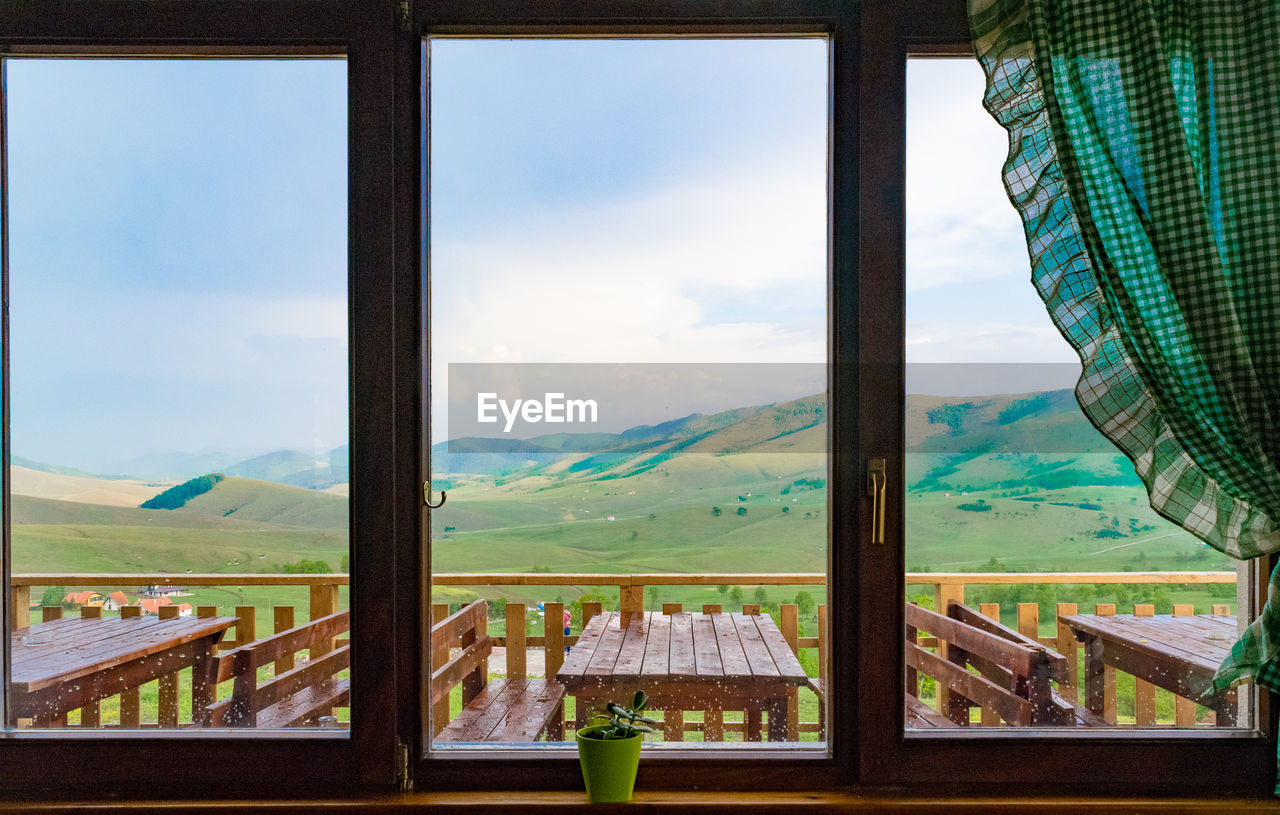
[6,387,1247,731]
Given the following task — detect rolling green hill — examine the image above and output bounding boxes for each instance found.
[174,477,349,529]
[13,494,283,530]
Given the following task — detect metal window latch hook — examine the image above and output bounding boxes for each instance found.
[424,482,447,509]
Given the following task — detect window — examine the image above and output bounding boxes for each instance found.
[0,4,398,795]
[425,35,830,754]
[902,57,1258,735]
[0,0,1272,803]
[6,55,350,733]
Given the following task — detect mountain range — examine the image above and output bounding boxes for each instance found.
[14,386,1119,502]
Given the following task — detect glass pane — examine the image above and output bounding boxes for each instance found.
[903,58,1254,732]
[426,38,830,750]
[4,58,350,731]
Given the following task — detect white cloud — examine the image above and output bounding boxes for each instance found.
[906,319,1078,363]
[430,157,827,367]
[905,59,1029,293]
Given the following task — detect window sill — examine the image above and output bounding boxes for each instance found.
[0,791,1276,813]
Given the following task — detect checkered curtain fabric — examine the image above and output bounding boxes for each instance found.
[968,0,1280,711]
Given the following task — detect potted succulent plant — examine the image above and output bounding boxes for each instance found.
[575,690,655,803]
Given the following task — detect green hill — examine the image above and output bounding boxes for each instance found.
[175,477,349,529]
[13,494,282,530]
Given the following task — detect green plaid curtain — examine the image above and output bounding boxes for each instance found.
[969,0,1280,742]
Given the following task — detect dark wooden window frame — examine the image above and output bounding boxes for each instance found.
[0,0,406,797]
[412,0,859,795]
[853,0,1279,799]
[0,0,1271,803]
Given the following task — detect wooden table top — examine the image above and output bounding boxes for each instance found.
[557,611,809,686]
[1059,613,1237,677]
[11,615,238,693]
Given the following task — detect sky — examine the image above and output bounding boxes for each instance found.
[3,46,1077,471]
[5,59,348,472]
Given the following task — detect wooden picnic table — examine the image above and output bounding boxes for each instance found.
[557,611,810,742]
[1059,613,1238,727]
[11,614,238,727]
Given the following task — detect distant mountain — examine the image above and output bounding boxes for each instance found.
[21,388,1112,498]
[430,437,563,476]
[11,456,132,481]
[226,450,326,481]
[432,394,825,479]
[427,387,1133,496]
[904,388,1138,493]
[905,389,1107,454]
[217,448,346,490]
[101,451,242,481]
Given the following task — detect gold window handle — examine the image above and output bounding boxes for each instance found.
[867,458,886,544]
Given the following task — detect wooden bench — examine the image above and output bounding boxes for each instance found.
[906,601,1095,727]
[205,609,349,727]
[432,600,565,742]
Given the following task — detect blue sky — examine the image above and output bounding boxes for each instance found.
[428,38,829,442]
[6,59,348,472]
[4,47,1075,471]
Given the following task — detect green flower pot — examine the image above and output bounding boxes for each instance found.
[576,725,643,803]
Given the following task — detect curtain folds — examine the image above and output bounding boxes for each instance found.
[968,0,1280,707]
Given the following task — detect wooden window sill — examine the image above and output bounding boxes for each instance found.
[0,792,1276,812]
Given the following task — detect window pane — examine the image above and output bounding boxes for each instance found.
[903,58,1254,732]
[4,58,350,731]
[426,38,830,750]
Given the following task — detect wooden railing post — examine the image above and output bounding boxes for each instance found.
[934,581,964,717]
[41,606,63,623]
[78,601,104,728]
[545,602,565,679]
[506,603,527,680]
[582,601,602,629]
[431,603,450,737]
[1173,603,1197,727]
[157,605,181,727]
[620,584,644,629]
[309,582,340,657]
[662,603,682,615]
[459,608,485,706]
[12,586,30,631]
[235,605,256,651]
[119,606,143,728]
[1016,603,1039,641]
[1055,602,1078,704]
[1132,604,1157,725]
[1092,603,1117,725]
[781,603,799,740]
[817,603,828,741]
[978,604,1001,726]
[274,606,296,675]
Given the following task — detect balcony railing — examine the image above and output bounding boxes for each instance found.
[8,570,1239,731]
